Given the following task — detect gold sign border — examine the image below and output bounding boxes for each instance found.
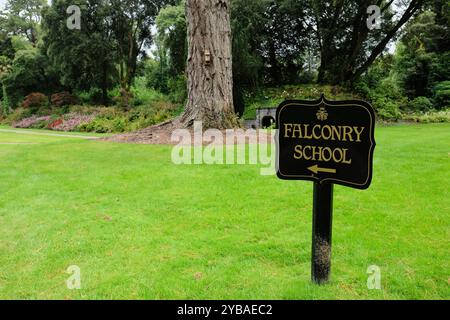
[276,96,376,189]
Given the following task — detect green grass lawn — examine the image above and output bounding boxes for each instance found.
[0,125,110,138]
[0,124,449,299]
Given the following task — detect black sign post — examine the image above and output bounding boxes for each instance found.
[276,95,376,284]
[312,181,333,284]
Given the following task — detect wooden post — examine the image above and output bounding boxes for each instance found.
[311,182,333,284]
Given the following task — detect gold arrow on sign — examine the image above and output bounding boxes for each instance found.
[308,165,337,174]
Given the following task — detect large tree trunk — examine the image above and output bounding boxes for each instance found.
[181,0,239,129]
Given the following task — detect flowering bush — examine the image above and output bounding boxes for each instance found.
[6,104,177,133]
[13,115,52,128]
[12,113,96,131]
[52,113,96,131]
[47,118,63,129]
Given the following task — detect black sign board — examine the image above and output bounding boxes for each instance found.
[275,96,376,284]
[276,96,376,190]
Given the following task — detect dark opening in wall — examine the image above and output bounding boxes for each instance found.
[261,116,275,128]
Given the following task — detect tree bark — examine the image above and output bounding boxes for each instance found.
[181,0,238,129]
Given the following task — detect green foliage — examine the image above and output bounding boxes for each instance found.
[146,1,187,104]
[231,0,307,87]
[42,0,117,105]
[145,58,169,94]
[11,36,33,51]
[144,59,186,104]
[2,84,10,115]
[0,0,47,45]
[394,10,450,100]
[355,71,404,121]
[108,0,175,94]
[78,115,129,133]
[0,0,447,125]
[76,103,176,133]
[395,46,437,98]
[167,74,187,104]
[156,1,187,77]
[373,97,402,121]
[433,81,450,109]
[356,8,450,119]
[2,49,56,108]
[77,88,106,106]
[311,0,417,83]
[242,84,358,120]
[354,55,396,96]
[0,37,15,60]
[132,77,170,106]
[1,106,32,124]
[402,110,450,123]
[0,55,12,78]
[408,96,433,112]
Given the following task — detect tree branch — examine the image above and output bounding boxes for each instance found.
[352,0,424,82]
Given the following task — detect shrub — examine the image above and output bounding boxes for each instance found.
[373,97,402,120]
[433,81,450,109]
[408,96,433,112]
[13,115,52,128]
[113,88,134,109]
[47,118,63,129]
[96,107,126,120]
[75,103,175,133]
[77,91,90,104]
[133,86,168,107]
[78,88,105,105]
[1,107,32,125]
[57,113,96,131]
[167,75,187,104]
[29,113,95,132]
[21,93,48,111]
[378,76,403,101]
[51,92,80,107]
[402,110,450,123]
[297,71,317,84]
[145,59,169,94]
[2,86,10,116]
[152,100,178,113]
[89,88,106,105]
[77,116,129,133]
[2,49,53,108]
[68,105,104,115]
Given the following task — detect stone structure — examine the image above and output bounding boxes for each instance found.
[244,108,276,129]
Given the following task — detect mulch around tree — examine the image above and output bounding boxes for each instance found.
[101,119,274,146]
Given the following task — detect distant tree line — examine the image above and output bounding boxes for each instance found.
[0,0,448,115]
[0,0,177,110]
[151,0,449,113]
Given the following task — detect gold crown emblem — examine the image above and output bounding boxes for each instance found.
[316,107,328,121]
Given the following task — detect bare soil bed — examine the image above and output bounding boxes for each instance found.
[102,119,274,145]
